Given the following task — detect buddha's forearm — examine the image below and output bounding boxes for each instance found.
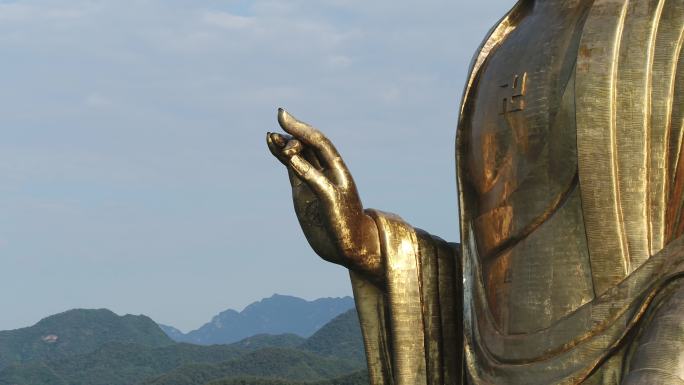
[342,213,383,286]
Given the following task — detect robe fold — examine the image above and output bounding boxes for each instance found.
[351,210,463,385]
[347,0,684,383]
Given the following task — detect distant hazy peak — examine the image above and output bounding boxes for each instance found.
[160,294,355,345]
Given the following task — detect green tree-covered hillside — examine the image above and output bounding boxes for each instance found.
[0,307,368,385]
[0,309,173,370]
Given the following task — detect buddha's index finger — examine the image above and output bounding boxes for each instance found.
[277,108,334,154]
[277,108,352,187]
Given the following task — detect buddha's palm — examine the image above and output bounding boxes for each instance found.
[266,109,381,282]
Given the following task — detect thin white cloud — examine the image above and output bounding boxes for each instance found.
[202,11,256,30]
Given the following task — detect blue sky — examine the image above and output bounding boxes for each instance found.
[0,0,511,331]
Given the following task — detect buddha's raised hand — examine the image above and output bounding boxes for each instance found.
[267,109,382,283]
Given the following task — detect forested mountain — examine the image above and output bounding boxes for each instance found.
[0,343,245,385]
[0,308,173,370]
[228,334,305,351]
[204,370,369,385]
[300,307,365,365]
[143,309,366,385]
[0,307,367,385]
[143,348,360,385]
[162,294,355,345]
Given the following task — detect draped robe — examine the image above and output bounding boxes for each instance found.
[348,0,684,384]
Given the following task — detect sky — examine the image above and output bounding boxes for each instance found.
[0,0,512,332]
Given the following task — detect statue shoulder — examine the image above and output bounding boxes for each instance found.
[459,0,532,119]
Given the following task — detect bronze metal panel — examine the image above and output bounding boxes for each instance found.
[415,229,444,385]
[369,211,427,385]
[649,0,684,253]
[614,0,665,270]
[350,271,393,385]
[576,0,631,294]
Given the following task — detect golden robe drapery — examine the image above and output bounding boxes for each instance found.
[350,0,684,384]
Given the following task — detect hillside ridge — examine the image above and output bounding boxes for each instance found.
[0,306,367,385]
[162,294,355,345]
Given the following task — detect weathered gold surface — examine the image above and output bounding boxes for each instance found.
[267,0,684,383]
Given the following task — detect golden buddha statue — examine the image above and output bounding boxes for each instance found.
[266,0,684,383]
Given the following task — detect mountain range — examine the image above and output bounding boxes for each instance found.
[0,295,366,385]
[159,294,355,345]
